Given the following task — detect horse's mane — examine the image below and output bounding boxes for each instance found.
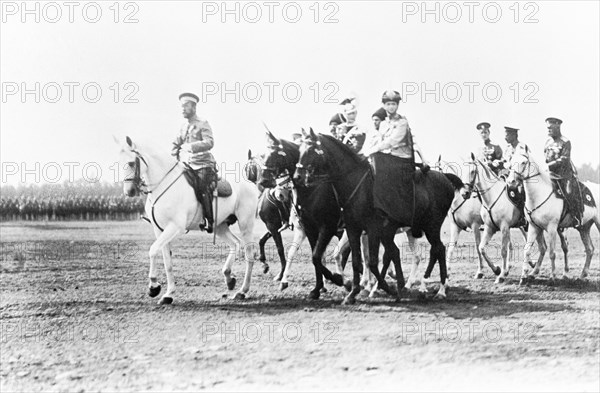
[443,172,464,190]
[318,134,370,169]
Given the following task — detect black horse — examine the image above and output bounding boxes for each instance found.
[294,129,455,304]
[244,150,293,281]
[260,133,348,299]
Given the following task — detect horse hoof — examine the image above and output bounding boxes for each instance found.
[232,292,246,300]
[359,289,370,297]
[495,276,505,284]
[158,296,173,305]
[519,277,528,286]
[493,266,501,276]
[280,282,289,291]
[434,293,446,300]
[308,289,320,300]
[561,275,569,281]
[331,273,344,287]
[227,277,237,291]
[343,280,353,292]
[320,287,328,293]
[475,273,484,279]
[273,275,282,282]
[341,296,356,305]
[148,284,161,298]
[262,264,269,274]
[418,290,428,300]
[527,261,536,269]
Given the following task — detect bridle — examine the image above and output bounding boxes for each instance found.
[295,139,330,187]
[124,152,149,195]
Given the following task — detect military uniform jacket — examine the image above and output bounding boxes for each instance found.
[478,143,503,165]
[172,115,216,168]
[544,136,573,178]
[361,113,413,159]
[503,142,528,168]
[341,122,366,152]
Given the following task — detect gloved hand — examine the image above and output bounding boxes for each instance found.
[421,163,430,173]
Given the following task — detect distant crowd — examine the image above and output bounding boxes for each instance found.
[0,182,146,222]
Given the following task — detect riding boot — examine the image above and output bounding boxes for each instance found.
[200,192,214,233]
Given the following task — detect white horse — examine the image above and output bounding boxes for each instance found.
[464,153,547,284]
[507,148,600,281]
[116,136,259,304]
[434,158,491,279]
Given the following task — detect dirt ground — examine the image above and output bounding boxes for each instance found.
[1,220,599,392]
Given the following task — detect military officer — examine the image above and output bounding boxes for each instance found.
[476,122,503,176]
[172,92,217,233]
[339,103,367,153]
[544,117,582,227]
[329,113,346,138]
[500,127,528,178]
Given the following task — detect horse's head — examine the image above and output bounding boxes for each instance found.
[115,135,148,197]
[259,131,296,188]
[506,146,536,188]
[294,128,328,187]
[461,152,480,199]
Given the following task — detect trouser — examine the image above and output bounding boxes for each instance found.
[195,167,216,225]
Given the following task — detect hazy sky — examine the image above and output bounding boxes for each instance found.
[1,0,598,185]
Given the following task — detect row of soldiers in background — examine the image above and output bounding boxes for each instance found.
[0,195,145,222]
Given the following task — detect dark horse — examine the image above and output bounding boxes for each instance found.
[259,133,348,299]
[245,150,295,284]
[294,129,455,304]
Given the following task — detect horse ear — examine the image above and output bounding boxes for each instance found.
[126,136,133,148]
[470,152,475,161]
[525,145,529,153]
[309,127,317,140]
[248,149,252,160]
[266,130,280,145]
[301,128,309,137]
[112,135,121,145]
[437,154,442,164]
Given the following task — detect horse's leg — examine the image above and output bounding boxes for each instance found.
[368,223,399,298]
[270,228,286,282]
[308,230,334,300]
[376,227,403,300]
[529,231,547,278]
[578,223,595,279]
[366,222,397,297]
[148,224,184,305]
[258,231,271,266]
[446,223,461,280]
[421,228,447,299]
[359,233,373,296]
[478,226,502,276]
[557,229,569,279]
[495,226,511,284]
[215,225,239,293]
[545,224,559,281]
[333,231,353,290]
[472,223,486,279]
[148,226,163,298]
[342,228,364,305]
[405,232,421,288]
[280,227,305,290]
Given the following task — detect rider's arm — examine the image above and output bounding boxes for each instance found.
[189,120,214,153]
[171,130,185,158]
[547,140,571,171]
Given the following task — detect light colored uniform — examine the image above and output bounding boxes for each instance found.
[172,114,216,169]
[361,113,413,159]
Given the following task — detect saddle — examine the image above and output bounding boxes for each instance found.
[181,165,232,204]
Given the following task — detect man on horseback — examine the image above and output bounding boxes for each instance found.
[172,92,217,233]
[544,117,583,227]
[476,122,504,177]
[339,102,367,153]
[501,126,528,227]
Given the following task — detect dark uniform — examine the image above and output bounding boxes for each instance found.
[172,92,217,232]
[543,117,582,226]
